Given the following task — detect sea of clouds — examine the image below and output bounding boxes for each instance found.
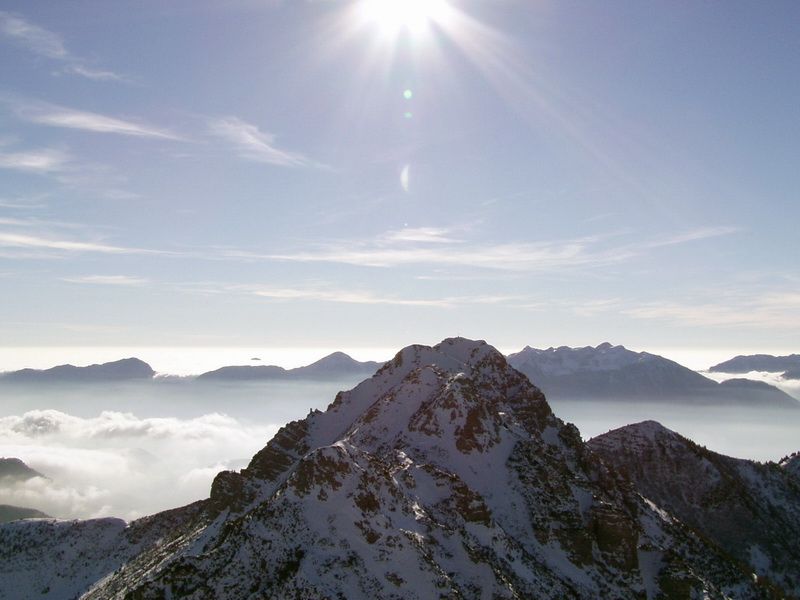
[0,409,278,520]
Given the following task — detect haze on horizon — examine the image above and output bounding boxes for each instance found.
[0,1,798,353]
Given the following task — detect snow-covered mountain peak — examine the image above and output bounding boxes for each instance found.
[507,342,648,377]
[212,338,556,517]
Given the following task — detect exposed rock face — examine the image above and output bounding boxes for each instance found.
[588,421,800,596]
[1,358,155,383]
[710,354,800,374]
[0,338,792,599]
[507,343,797,407]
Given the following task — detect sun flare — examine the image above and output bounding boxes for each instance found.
[358,0,451,37]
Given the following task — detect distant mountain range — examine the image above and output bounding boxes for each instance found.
[709,353,800,380]
[197,351,383,381]
[2,345,796,407]
[1,338,796,599]
[0,352,383,383]
[507,342,798,407]
[0,358,155,383]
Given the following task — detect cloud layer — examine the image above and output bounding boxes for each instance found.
[0,409,278,520]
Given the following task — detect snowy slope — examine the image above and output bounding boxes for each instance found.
[0,502,207,600]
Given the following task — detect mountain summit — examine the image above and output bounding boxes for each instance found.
[0,338,789,599]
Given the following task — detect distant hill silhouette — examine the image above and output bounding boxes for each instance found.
[198,352,383,381]
[0,459,51,523]
[0,506,50,524]
[0,458,46,482]
[709,354,800,374]
[1,358,155,383]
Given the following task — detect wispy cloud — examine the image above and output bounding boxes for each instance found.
[383,227,459,244]
[0,11,66,59]
[248,286,451,307]
[0,11,125,82]
[0,196,48,210]
[61,275,150,287]
[16,102,181,140]
[239,225,740,273]
[208,116,321,168]
[0,12,124,82]
[645,226,741,248]
[178,280,521,309]
[63,64,126,82]
[0,232,165,256]
[561,288,800,331]
[256,236,634,272]
[623,292,800,330]
[0,148,71,174]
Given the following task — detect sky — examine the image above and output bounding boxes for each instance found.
[1,0,799,355]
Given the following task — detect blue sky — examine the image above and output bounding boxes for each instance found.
[1,0,798,352]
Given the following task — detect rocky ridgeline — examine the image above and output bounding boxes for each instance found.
[0,339,796,599]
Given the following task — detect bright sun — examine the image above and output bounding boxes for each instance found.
[358,0,451,37]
